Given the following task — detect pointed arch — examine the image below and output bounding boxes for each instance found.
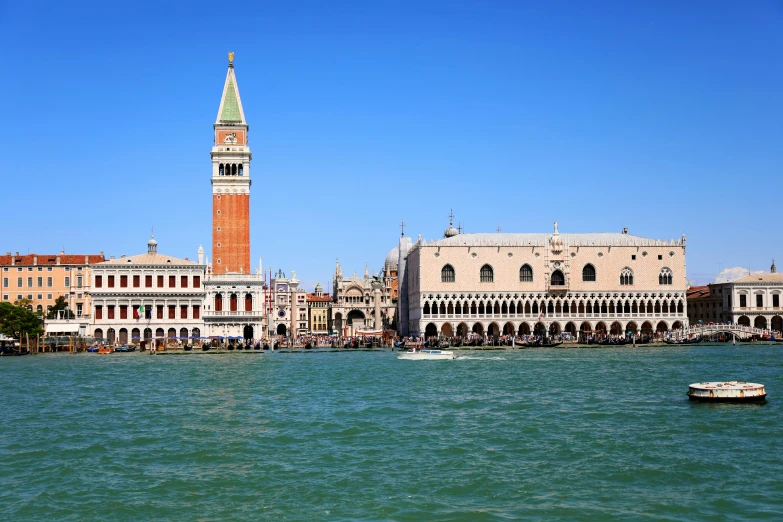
[480,264,494,282]
[457,322,469,337]
[441,264,455,283]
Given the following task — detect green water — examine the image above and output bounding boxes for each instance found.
[1,345,781,521]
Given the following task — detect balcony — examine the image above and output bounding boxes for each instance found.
[203,310,263,318]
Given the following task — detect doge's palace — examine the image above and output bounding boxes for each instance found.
[400,221,688,338]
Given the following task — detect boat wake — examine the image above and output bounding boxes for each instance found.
[456,355,507,361]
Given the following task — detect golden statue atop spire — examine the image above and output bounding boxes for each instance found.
[228,51,234,64]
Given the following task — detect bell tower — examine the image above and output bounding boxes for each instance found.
[211,52,251,274]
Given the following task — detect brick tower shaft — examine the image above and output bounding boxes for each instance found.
[211,53,251,274]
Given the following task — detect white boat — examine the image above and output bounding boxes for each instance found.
[398,349,456,360]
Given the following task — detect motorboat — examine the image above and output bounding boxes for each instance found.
[398,349,457,360]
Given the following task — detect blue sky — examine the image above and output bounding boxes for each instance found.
[1,1,781,289]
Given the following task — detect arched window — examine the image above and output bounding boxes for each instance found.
[214,293,223,312]
[659,267,673,285]
[219,164,224,176]
[245,293,253,311]
[519,264,533,282]
[441,264,455,283]
[620,267,634,286]
[480,264,494,283]
[550,270,565,286]
[230,293,238,312]
[582,264,596,282]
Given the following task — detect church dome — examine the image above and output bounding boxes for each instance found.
[444,225,459,238]
[384,246,399,271]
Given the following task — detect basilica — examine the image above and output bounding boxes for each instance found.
[330,259,397,337]
[396,221,689,339]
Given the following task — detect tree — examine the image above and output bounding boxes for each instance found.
[46,296,74,320]
[13,297,33,309]
[0,302,43,341]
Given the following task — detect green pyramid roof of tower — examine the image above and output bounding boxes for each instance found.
[220,77,242,122]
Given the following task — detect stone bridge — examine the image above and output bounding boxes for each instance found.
[673,323,780,340]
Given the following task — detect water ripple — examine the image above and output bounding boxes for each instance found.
[1,345,782,520]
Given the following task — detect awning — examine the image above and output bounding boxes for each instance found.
[45,323,80,334]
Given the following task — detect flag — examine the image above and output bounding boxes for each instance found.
[140,305,145,319]
[133,307,139,319]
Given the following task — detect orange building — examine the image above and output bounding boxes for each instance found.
[211,53,252,274]
[1,251,105,317]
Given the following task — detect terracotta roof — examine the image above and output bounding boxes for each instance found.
[686,286,711,300]
[0,253,105,266]
[306,293,332,302]
[732,273,783,284]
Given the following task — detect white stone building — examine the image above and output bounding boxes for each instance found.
[709,261,783,332]
[89,237,206,346]
[331,259,396,337]
[202,264,266,342]
[399,222,689,338]
[267,269,307,337]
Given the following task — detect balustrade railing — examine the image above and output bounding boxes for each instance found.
[204,310,262,317]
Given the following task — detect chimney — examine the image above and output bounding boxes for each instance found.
[56,255,61,265]
[16,252,19,256]
[110,256,115,260]
[11,256,15,266]
[85,255,89,264]
[60,250,64,255]
[99,251,104,259]
[33,256,38,265]
[622,227,628,234]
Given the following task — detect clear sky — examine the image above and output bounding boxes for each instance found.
[1,1,781,290]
